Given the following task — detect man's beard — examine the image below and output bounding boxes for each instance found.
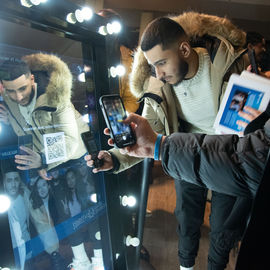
[172,60,189,87]
[20,85,35,106]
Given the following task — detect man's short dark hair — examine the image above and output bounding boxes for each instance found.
[0,58,31,81]
[140,17,187,52]
[246,31,264,47]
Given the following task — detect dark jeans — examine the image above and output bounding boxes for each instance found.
[174,180,252,269]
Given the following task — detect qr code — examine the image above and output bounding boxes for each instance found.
[43,132,67,164]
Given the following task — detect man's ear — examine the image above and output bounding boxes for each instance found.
[30,74,35,84]
[179,42,191,58]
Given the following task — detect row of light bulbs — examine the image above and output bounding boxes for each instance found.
[20,1,122,36]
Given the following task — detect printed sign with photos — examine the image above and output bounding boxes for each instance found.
[43,132,67,164]
[214,71,270,135]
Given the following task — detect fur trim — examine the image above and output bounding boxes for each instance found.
[130,47,151,99]
[170,12,246,48]
[130,11,246,98]
[22,53,72,106]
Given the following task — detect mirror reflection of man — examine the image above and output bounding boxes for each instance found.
[0,54,89,180]
[3,168,31,270]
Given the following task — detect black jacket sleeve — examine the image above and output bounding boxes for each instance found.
[161,120,270,199]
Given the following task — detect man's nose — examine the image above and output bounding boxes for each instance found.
[16,92,24,102]
[155,67,163,80]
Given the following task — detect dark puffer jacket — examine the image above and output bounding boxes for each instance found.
[161,118,270,199]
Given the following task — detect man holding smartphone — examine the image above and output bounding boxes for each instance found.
[85,12,257,270]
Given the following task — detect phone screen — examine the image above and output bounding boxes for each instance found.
[99,95,136,148]
[18,134,33,155]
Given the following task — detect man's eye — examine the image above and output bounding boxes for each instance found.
[158,61,166,66]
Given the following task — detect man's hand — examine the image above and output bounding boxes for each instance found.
[237,106,262,129]
[84,150,113,173]
[15,146,42,170]
[0,103,10,125]
[117,113,159,158]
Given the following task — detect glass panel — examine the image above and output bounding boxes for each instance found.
[0,16,111,270]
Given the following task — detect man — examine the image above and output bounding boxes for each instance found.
[0,54,89,180]
[245,31,270,78]
[86,13,253,270]
[3,168,31,270]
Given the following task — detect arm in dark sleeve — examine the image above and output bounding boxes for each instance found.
[161,129,270,199]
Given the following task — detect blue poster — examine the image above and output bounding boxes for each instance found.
[219,84,264,132]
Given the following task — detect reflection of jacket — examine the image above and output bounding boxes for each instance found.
[119,46,139,113]
[161,118,270,199]
[111,12,249,172]
[3,53,88,170]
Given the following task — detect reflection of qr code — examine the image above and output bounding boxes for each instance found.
[43,132,67,164]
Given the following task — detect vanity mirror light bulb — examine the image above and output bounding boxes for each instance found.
[66,13,76,24]
[81,7,93,21]
[0,194,11,213]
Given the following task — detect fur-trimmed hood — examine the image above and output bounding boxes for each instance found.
[130,11,246,99]
[22,53,72,107]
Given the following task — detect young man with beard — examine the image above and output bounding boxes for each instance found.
[85,13,256,270]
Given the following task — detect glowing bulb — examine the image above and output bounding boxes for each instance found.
[75,9,84,23]
[106,23,114,35]
[20,0,33,7]
[116,65,126,76]
[0,195,11,213]
[98,26,107,36]
[0,123,2,133]
[81,7,93,21]
[78,72,86,82]
[90,193,97,203]
[95,231,101,240]
[111,21,122,34]
[66,13,76,24]
[109,66,117,78]
[121,195,136,207]
[30,0,41,5]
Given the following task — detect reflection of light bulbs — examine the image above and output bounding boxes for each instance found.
[66,13,76,24]
[0,195,11,213]
[106,23,114,35]
[121,195,136,207]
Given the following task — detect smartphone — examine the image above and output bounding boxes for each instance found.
[248,49,259,74]
[99,94,136,148]
[81,131,104,168]
[18,134,33,155]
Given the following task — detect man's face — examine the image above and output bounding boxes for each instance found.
[37,179,49,199]
[2,74,34,106]
[144,44,188,85]
[251,39,266,62]
[4,171,21,198]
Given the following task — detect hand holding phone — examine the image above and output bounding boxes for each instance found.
[99,94,136,148]
[248,49,259,74]
[81,131,104,168]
